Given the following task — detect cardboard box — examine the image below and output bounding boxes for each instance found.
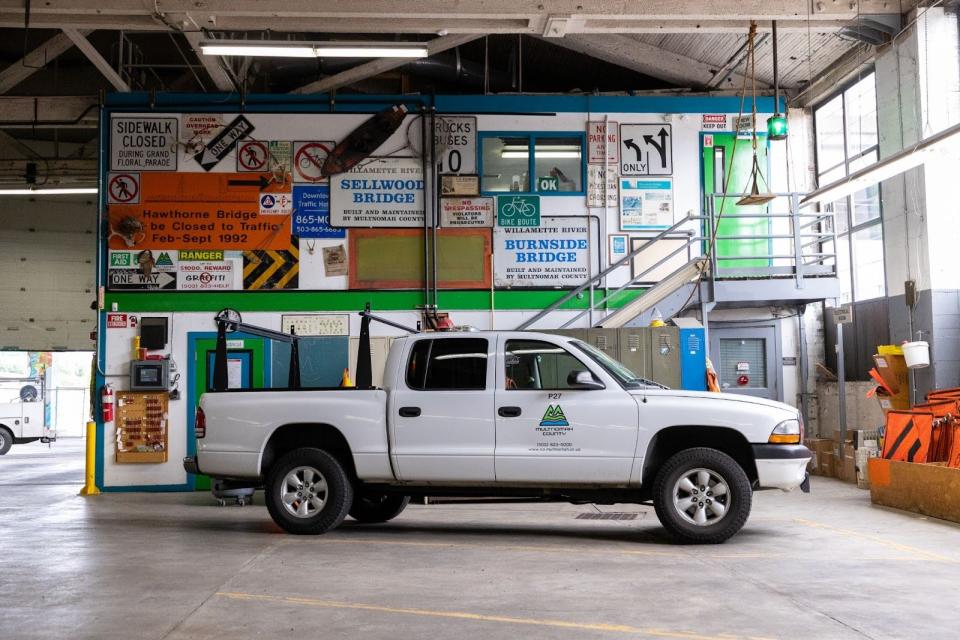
[804,438,835,476]
[833,429,854,445]
[869,458,960,524]
[872,353,910,411]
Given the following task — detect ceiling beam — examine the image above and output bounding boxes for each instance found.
[548,34,767,90]
[791,43,875,107]
[182,31,237,92]
[0,0,912,33]
[291,33,481,95]
[0,130,41,159]
[0,96,98,128]
[62,28,130,92]
[0,30,87,94]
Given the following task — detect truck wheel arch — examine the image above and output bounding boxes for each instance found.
[260,423,357,481]
[640,426,757,496]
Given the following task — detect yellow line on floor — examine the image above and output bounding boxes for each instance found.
[792,518,956,563]
[215,591,773,640]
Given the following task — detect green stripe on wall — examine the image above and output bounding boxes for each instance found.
[104,289,647,313]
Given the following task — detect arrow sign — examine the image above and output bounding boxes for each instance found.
[622,139,643,161]
[227,175,271,190]
[642,127,669,169]
[619,124,672,176]
[194,115,255,171]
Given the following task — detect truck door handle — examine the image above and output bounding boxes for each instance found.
[399,406,421,417]
[498,406,522,418]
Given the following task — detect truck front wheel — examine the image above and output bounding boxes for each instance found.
[265,448,354,535]
[652,447,752,544]
[349,494,410,523]
[0,426,12,455]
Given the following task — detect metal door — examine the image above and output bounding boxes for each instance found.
[709,325,780,400]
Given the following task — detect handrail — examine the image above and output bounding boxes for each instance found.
[515,214,695,330]
[559,237,699,329]
[516,192,838,330]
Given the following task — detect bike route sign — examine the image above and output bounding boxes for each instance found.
[496,194,540,227]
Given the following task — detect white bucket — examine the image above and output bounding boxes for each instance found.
[902,341,930,369]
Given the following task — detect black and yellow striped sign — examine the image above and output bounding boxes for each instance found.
[243,239,299,290]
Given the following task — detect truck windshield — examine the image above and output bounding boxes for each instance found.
[570,340,669,390]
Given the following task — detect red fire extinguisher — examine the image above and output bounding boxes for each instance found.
[101,384,115,423]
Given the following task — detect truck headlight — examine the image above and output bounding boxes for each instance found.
[769,419,801,444]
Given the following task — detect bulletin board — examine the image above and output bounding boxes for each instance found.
[115,391,168,464]
[349,228,491,290]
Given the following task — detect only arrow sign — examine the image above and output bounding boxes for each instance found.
[642,127,669,169]
[623,138,643,162]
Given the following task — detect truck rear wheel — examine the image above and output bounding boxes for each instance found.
[349,494,410,523]
[0,427,12,455]
[652,447,751,544]
[265,448,354,535]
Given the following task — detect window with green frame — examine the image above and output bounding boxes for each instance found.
[479,132,585,195]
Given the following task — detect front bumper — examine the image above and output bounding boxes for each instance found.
[752,444,811,491]
[183,455,200,475]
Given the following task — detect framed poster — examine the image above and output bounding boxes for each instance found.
[609,234,629,264]
[440,174,480,196]
[619,178,674,230]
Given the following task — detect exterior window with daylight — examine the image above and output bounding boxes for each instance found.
[813,72,885,302]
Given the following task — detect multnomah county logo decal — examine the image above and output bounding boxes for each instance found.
[540,405,569,427]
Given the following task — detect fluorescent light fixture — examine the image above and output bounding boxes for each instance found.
[0,187,97,195]
[501,151,581,159]
[800,120,960,207]
[200,40,428,58]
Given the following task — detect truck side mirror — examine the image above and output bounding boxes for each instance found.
[567,370,605,390]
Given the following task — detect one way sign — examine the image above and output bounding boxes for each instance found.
[619,124,672,176]
[194,115,255,171]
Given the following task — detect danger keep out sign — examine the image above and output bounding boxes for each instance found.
[110,116,178,171]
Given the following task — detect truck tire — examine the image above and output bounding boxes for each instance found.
[349,494,410,523]
[652,447,752,544]
[0,426,12,455]
[265,448,354,535]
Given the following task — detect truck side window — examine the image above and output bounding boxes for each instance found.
[406,338,489,391]
[505,340,586,390]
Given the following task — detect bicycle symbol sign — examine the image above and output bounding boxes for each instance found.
[497,195,540,227]
[108,172,140,204]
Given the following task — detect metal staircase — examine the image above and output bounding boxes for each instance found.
[517,193,839,331]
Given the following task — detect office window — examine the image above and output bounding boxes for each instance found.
[480,133,585,195]
[406,338,488,390]
[814,72,885,302]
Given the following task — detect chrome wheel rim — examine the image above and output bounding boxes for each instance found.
[0,432,5,449]
[672,468,730,526]
[280,466,328,519]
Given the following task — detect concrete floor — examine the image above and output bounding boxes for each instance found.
[1,445,958,639]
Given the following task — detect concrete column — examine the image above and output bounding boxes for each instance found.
[875,7,960,394]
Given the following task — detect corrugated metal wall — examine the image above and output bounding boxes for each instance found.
[0,195,96,350]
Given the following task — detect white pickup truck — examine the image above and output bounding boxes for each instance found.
[185,330,810,544]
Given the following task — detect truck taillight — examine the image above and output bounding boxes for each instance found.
[195,407,206,439]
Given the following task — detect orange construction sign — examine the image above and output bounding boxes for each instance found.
[882,410,933,463]
[108,172,293,250]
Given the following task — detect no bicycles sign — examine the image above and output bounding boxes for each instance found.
[496,195,540,227]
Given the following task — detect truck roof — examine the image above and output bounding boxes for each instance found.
[392,330,576,341]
